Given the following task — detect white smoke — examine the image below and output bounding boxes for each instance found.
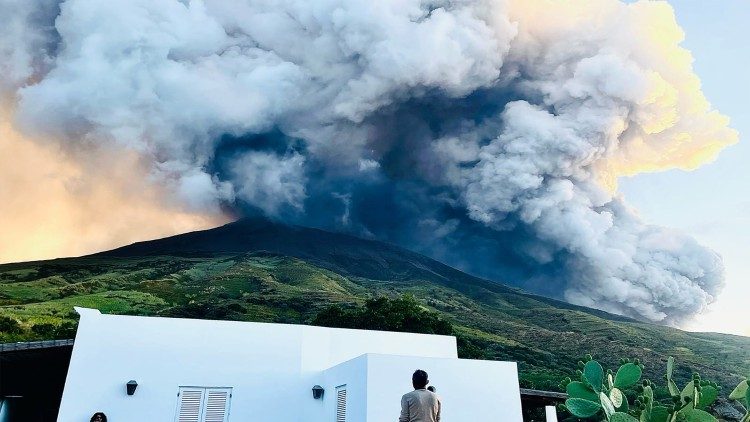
[0,0,738,323]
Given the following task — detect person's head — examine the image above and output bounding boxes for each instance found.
[427,386,436,393]
[412,369,429,390]
[90,412,107,422]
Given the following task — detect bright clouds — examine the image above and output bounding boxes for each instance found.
[0,107,227,264]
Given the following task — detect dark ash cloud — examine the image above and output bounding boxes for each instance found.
[1,0,737,323]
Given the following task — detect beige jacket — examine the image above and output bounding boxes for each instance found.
[399,389,441,422]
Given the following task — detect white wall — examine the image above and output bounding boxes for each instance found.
[59,309,302,422]
[58,308,457,422]
[320,355,369,422]
[364,354,523,422]
[316,354,525,422]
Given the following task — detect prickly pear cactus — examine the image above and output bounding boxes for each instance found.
[561,356,726,422]
[728,379,749,422]
[562,356,643,421]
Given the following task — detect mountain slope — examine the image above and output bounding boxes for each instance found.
[1,219,748,391]
[99,218,633,320]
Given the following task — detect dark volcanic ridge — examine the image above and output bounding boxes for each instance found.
[97,218,636,323]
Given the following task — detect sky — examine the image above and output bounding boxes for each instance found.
[0,0,746,335]
[620,0,750,336]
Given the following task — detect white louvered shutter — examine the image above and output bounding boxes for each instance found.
[176,388,204,422]
[204,389,231,422]
[335,385,347,422]
[175,387,232,422]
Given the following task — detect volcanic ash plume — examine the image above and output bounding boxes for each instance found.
[0,0,738,323]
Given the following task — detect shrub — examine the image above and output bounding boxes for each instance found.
[0,315,22,333]
[55,321,78,338]
[31,323,57,337]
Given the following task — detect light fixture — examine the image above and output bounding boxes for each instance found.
[312,385,324,399]
[126,380,138,396]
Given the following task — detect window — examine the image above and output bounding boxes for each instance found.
[335,385,347,422]
[175,387,232,422]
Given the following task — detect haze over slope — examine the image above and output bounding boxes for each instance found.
[1,220,748,391]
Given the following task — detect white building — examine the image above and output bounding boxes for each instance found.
[58,307,530,421]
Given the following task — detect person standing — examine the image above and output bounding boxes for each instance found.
[399,370,441,422]
[90,413,107,422]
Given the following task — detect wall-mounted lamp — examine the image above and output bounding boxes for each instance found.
[312,385,324,399]
[126,380,138,396]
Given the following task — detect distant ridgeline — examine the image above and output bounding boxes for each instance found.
[1,218,748,391]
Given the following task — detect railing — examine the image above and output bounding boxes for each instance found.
[0,339,74,352]
[520,388,567,401]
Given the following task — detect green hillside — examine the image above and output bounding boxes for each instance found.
[1,219,748,392]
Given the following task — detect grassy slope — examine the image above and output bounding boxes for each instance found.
[1,221,749,391]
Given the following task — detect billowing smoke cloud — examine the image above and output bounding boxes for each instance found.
[0,0,738,323]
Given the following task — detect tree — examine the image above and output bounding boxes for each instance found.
[312,294,453,335]
[314,295,487,359]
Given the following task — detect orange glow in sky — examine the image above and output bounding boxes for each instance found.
[0,109,229,264]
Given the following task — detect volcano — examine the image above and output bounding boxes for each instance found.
[1,218,748,390]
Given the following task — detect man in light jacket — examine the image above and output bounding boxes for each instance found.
[399,369,441,422]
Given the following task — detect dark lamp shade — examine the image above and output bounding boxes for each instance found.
[312,385,324,399]
[126,380,138,396]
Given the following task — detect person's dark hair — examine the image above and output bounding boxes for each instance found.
[90,412,107,422]
[427,386,436,393]
[412,369,429,389]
